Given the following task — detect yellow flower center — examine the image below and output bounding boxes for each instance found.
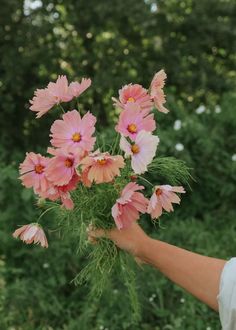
[127,123,137,133]
[35,164,44,174]
[72,132,81,142]
[127,97,135,102]
[65,158,74,168]
[97,159,107,165]
[156,188,162,196]
[131,144,140,154]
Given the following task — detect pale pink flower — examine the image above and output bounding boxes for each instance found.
[69,78,91,98]
[149,69,169,114]
[13,223,48,248]
[47,75,73,103]
[39,174,80,210]
[29,89,56,118]
[115,102,156,140]
[120,130,159,174]
[147,185,185,219]
[112,182,148,229]
[79,150,125,184]
[45,148,83,186]
[112,83,153,115]
[19,152,50,194]
[50,110,96,152]
[30,75,73,118]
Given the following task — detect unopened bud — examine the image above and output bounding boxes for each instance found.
[37,198,46,208]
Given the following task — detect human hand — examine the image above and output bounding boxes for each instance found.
[87,222,151,263]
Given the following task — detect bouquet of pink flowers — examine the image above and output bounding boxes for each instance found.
[14,70,190,318]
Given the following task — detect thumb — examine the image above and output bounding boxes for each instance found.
[87,224,110,244]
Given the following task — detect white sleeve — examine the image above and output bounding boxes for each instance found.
[217,258,236,330]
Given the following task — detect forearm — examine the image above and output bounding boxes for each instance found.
[141,238,226,311]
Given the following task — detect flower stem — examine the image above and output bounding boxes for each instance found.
[37,205,58,222]
[111,133,120,154]
[58,103,65,114]
[137,176,153,187]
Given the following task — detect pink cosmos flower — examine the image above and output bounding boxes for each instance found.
[45,148,83,186]
[115,102,156,140]
[112,83,153,115]
[149,69,169,114]
[111,182,148,230]
[80,167,92,187]
[19,152,50,194]
[147,185,185,219]
[29,89,56,119]
[30,75,73,118]
[79,150,125,184]
[39,174,80,210]
[120,130,159,174]
[13,223,48,248]
[69,78,91,98]
[50,110,96,152]
[47,75,73,103]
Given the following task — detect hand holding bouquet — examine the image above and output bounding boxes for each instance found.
[14,70,190,319]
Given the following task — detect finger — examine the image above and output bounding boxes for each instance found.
[87,224,107,239]
[134,256,145,266]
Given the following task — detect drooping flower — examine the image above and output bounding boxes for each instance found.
[147,185,185,219]
[120,130,159,174]
[115,102,156,140]
[19,152,50,194]
[30,75,73,118]
[38,174,80,210]
[45,148,83,186]
[79,150,125,184]
[149,69,169,114]
[50,109,96,152]
[13,223,48,248]
[69,78,91,98]
[111,182,148,230]
[112,83,153,115]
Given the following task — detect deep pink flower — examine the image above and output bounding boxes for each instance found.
[147,185,185,219]
[120,130,159,174]
[19,152,50,194]
[115,102,156,140]
[50,110,96,152]
[112,182,148,230]
[39,174,80,210]
[149,70,169,114]
[13,223,48,248]
[112,83,153,115]
[30,75,73,118]
[45,148,83,186]
[80,150,125,184]
[69,78,91,98]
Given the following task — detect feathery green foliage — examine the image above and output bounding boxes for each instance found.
[49,153,192,322]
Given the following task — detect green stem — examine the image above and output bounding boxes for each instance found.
[137,175,153,187]
[58,103,65,114]
[111,133,120,154]
[37,205,58,222]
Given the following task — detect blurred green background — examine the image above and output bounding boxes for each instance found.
[1,0,236,329]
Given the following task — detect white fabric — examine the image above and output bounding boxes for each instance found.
[218,258,236,330]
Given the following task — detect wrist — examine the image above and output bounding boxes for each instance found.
[136,236,155,263]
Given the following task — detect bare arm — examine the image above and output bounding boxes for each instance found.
[88,222,226,311]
